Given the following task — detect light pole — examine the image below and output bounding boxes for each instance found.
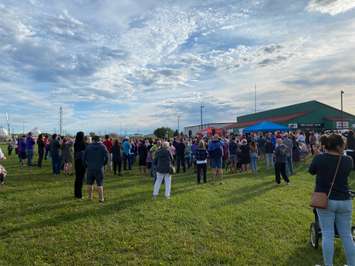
[341,90,344,130]
[177,114,181,133]
[200,104,204,130]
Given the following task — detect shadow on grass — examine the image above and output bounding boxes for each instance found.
[285,245,323,266]
[0,190,150,238]
[213,181,278,207]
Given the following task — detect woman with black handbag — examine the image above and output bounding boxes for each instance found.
[309,134,355,266]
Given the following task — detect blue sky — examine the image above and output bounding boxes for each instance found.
[0,0,355,134]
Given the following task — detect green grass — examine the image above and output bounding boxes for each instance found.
[0,147,354,266]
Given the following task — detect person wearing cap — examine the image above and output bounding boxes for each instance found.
[84,135,109,202]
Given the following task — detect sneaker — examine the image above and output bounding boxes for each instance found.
[166,196,171,200]
[152,196,157,200]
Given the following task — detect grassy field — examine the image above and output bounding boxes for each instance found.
[0,147,354,266]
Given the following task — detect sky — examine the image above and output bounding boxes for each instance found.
[0,0,355,135]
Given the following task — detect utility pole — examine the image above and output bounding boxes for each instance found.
[341,90,344,130]
[59,106,63,135]
[5,112,10,136]
[200,104,205,130]
[177,114,181,133]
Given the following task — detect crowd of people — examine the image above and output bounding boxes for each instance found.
[2,129,355,265]
[3,130,355,196]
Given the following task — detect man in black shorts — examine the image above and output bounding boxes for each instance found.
[84,135,109,202]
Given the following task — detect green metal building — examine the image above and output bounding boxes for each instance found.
[229,101,355,131]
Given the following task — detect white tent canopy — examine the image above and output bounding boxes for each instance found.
[0,127,9,138]
[30,127,41,137]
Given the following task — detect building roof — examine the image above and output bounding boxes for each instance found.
[237,100,355,123]
[225,112,307,129]
[184,122,235,129]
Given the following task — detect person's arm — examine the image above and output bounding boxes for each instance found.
[83,148,88,167]
[153,151,158,166]
[103,147,109,166]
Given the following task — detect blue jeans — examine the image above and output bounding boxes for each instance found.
[265,153,274,169]
[26,150,34,166]
[286,155,293,176]
[317,200,355,266]
[51,154,61,175]
[250,154,257,174]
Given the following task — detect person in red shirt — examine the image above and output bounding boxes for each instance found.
[103,135,113,171]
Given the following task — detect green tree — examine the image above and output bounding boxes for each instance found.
[153,127,174,139]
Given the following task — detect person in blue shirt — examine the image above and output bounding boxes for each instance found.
[208,135,224,184]
[122,137,132,170]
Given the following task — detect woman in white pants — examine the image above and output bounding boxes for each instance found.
[153,141,173,199]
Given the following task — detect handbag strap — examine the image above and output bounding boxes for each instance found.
[327,155,342,198]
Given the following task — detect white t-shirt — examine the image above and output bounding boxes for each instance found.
[0,148,4,160]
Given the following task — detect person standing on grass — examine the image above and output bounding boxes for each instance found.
[150,140,161,181]
[74,132,86,199]
[103,135,113,171]
[249,141,258,174]
[229,137,238,173]
[265,137,274,169]
[0,147,7,185]
[309,134,355,266]
[50,134,61,175]
[274,138,290,185]
[240,139,250,172]
[62,137,74,176]
[184,139,192,169]
[44,134,50,160]
[208,135,224,184]
[7,140,13,156]
[175,138,186,174]
[37,134,45,168]
[153,141,173,199]
[25,132,35,166]
[18,135,27,167]
[195,140,208,184]
[122,137,132,171]
[84,135,109,203]
[112,139,122,176]
[283,133,294,176]
[138,139,148,176]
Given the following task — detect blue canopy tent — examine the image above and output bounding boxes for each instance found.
[243,121,288,133]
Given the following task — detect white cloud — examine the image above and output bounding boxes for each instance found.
[1,0,355,133]
[307,0,355,15]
